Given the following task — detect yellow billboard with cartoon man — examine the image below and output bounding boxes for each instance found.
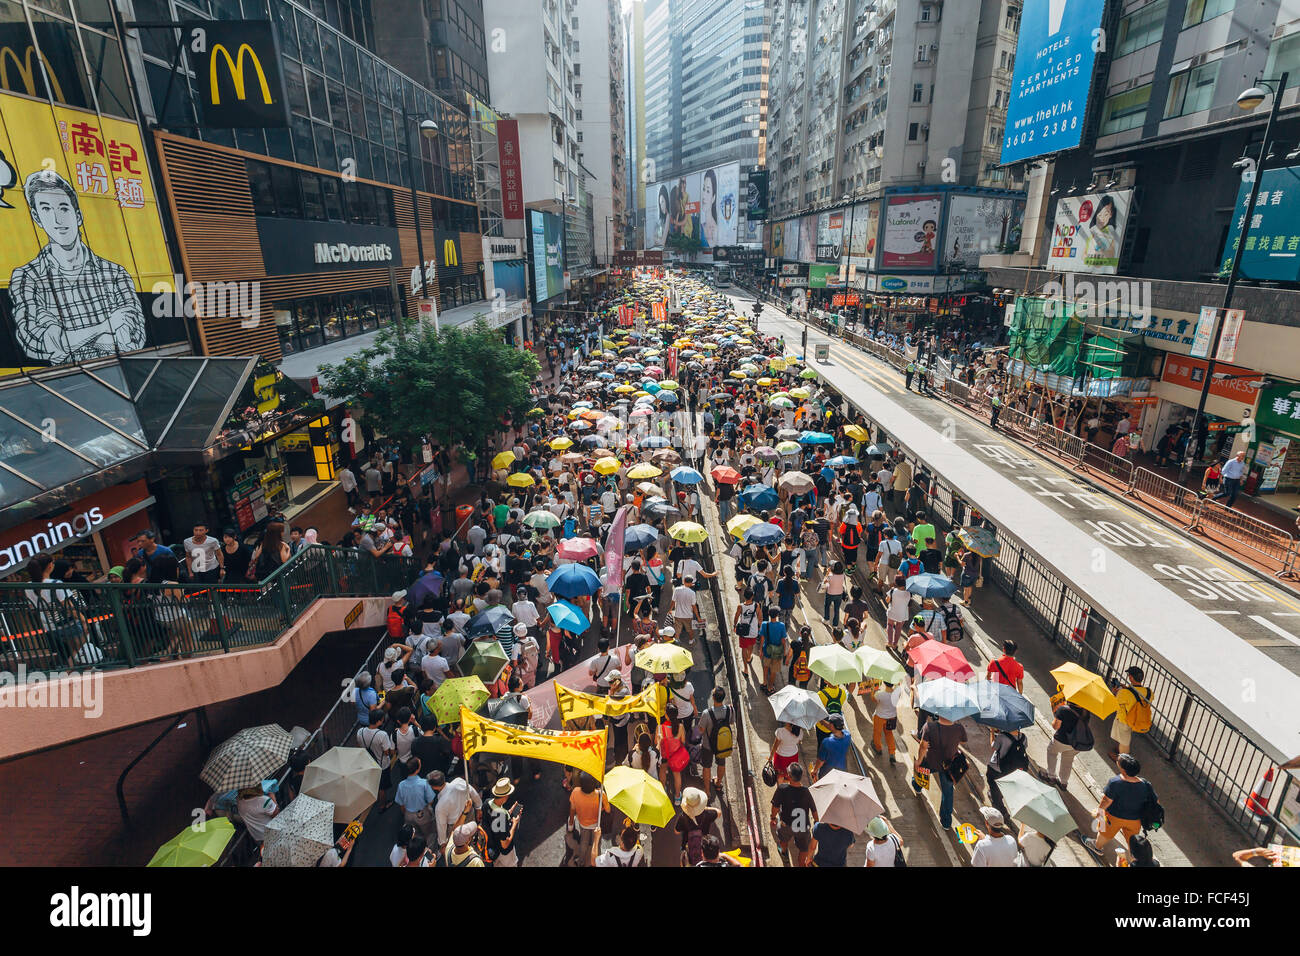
[0,90,176,369]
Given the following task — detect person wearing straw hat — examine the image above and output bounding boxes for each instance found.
[485,778,522,867]
[675,787,720,867]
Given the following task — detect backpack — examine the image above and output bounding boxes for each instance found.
[760,621,785,658]
[1065,709,1094,752]
[1123,686,1153,734]
[708,705,734,760]
[901,558,922,579]
[792,650,811,683]
[885,544,902,569]
[736,602,758,639]
[684,826,706,866]
[1139,783,1165,832]
[940,604,965,642]
[989,732,1028,775]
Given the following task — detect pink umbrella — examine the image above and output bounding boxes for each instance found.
[557,537,602,562]
[630,407,654,418]
[907,639,974,682]
[644,365,664,376]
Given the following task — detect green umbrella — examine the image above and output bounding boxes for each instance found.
[996,770,1078,842]
[523,510,561,529]
[800,368,819,380]
[461,639,510,685]
[855,646,906,684]
[429,676,490,725]
[808,644,864,687]
[147,817,235,867]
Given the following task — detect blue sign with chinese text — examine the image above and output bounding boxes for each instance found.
[1220,165,1300,281]
[1001,0,1104,165]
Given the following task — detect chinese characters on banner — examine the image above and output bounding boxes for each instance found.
[667,345,679,379]
[1216,309,1244,362]
[458,706,607,781]
[497,119,524,221]
[555,683,664,724]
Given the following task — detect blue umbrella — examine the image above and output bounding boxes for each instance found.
[640,436,671,448]
[800,431,836,444]
[627,363,644,372]
[547,599,591,634]
[657,390,679,404]
[465,605,515,640]
[914,678,981,721]
[407,569,444,607]
[826,455,859,467]
[546,563,603,597]
[743,522,786,547]
[614,362,630,372]
[670,466,703,484]
[973,681,1036,732]
[597,371,615,380]
[906,573,957,600]
[738,483,780,511]
[866,443,892,457]
[644,382,662,394]
[624,523,660,550]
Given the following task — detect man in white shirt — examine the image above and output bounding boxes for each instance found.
[183,523,224,583]
[512,595,540,632]
[432,772,482,845]
[1115,415,1132,438]
[671,577,702,643]
[421,641,450,687]
[586,637,619,691]
[970,806,1020,867]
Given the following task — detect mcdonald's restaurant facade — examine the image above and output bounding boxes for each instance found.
[153,131,484,368]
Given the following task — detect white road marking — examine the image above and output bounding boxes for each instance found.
[1249,615,1300,648]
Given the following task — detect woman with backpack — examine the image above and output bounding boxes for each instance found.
[985,727,1030,820]
[1044,699,1093,787]
[733,587,763,680]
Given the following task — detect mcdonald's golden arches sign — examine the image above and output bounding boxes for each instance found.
[185,20,290,128]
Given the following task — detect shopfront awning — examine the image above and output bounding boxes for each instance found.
[0,357,255,533]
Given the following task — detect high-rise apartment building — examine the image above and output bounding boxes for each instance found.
[373,0,492,106]
[768,0,1024,220]
[574,0,628,263]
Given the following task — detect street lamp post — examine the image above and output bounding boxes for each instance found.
[403,111,440,332]
[842,193,857,324]
[1179,73,1288,483]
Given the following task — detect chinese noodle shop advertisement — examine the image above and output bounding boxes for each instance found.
[0,91,180,373]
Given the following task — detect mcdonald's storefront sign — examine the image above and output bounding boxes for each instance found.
[436,231,463,271]
[186,19,289,128]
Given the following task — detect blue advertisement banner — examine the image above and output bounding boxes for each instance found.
[1220,165,1300,282]
[528,210,564,303]
[1000,0,1104,165]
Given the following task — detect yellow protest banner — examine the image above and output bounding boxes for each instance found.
[459,707,607,781]
[555,683,664,724]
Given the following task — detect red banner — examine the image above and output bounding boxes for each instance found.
[652,301,666,322]
[832,293,861,307]
[497,119,524,221]
[618,305,634,326]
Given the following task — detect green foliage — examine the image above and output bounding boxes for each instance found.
[320,320,540,454]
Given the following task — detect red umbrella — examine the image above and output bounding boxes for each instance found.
[557,537,602,562]
[710,465,742,485]
[907,639,974,682]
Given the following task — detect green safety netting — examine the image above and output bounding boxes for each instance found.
[1007,298,1086,376]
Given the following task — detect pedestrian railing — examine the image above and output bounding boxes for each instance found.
[0,545,419,679]
[1077,442,1136,485]
[822,371,1297,846]
[1189,496,1297,570]
[1128,467,1203,524]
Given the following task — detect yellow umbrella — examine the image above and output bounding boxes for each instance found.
[844,424,871,442]
[1049,662,1119,719]
[634,642,694,675]
[615,384,637,394]
[549,437,574,450]
[658,379,680,390]
[593,457,621,475]
[627,462,663,479]
[667,520,708,543]
[729,369,746,378]
[758,377,777,386]
[567,409,583,420]
[726,513,761,538]
[603,766,675,828]
[789,386,812,399]
[492,451,516,471]
[507,472,535,487]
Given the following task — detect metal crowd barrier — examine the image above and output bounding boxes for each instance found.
[1127,467,1203,524]
[1189,496,1298,570]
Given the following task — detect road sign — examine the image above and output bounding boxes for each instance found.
[814,343,830,364]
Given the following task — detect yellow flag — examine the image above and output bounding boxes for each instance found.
[555,683,664,725]
[459,707,607,781]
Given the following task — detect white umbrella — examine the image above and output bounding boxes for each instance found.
[262,794,335,867]
[301,747,381,823]
[808,769,885,832]
[768,685,829,729]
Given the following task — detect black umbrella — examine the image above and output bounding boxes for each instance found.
[488,695,530,726]
[465,605,514,640]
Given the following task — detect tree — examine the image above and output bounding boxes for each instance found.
[320,320,540,458]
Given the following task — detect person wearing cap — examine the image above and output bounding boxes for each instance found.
[104,565,125,583]
[386,591,409,640]
[484,777,522,866]
[377,642,412,692]
[442,822,486,867]
[971,806,1020,867]
[863,816,904,868]
[812,713,853,780]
